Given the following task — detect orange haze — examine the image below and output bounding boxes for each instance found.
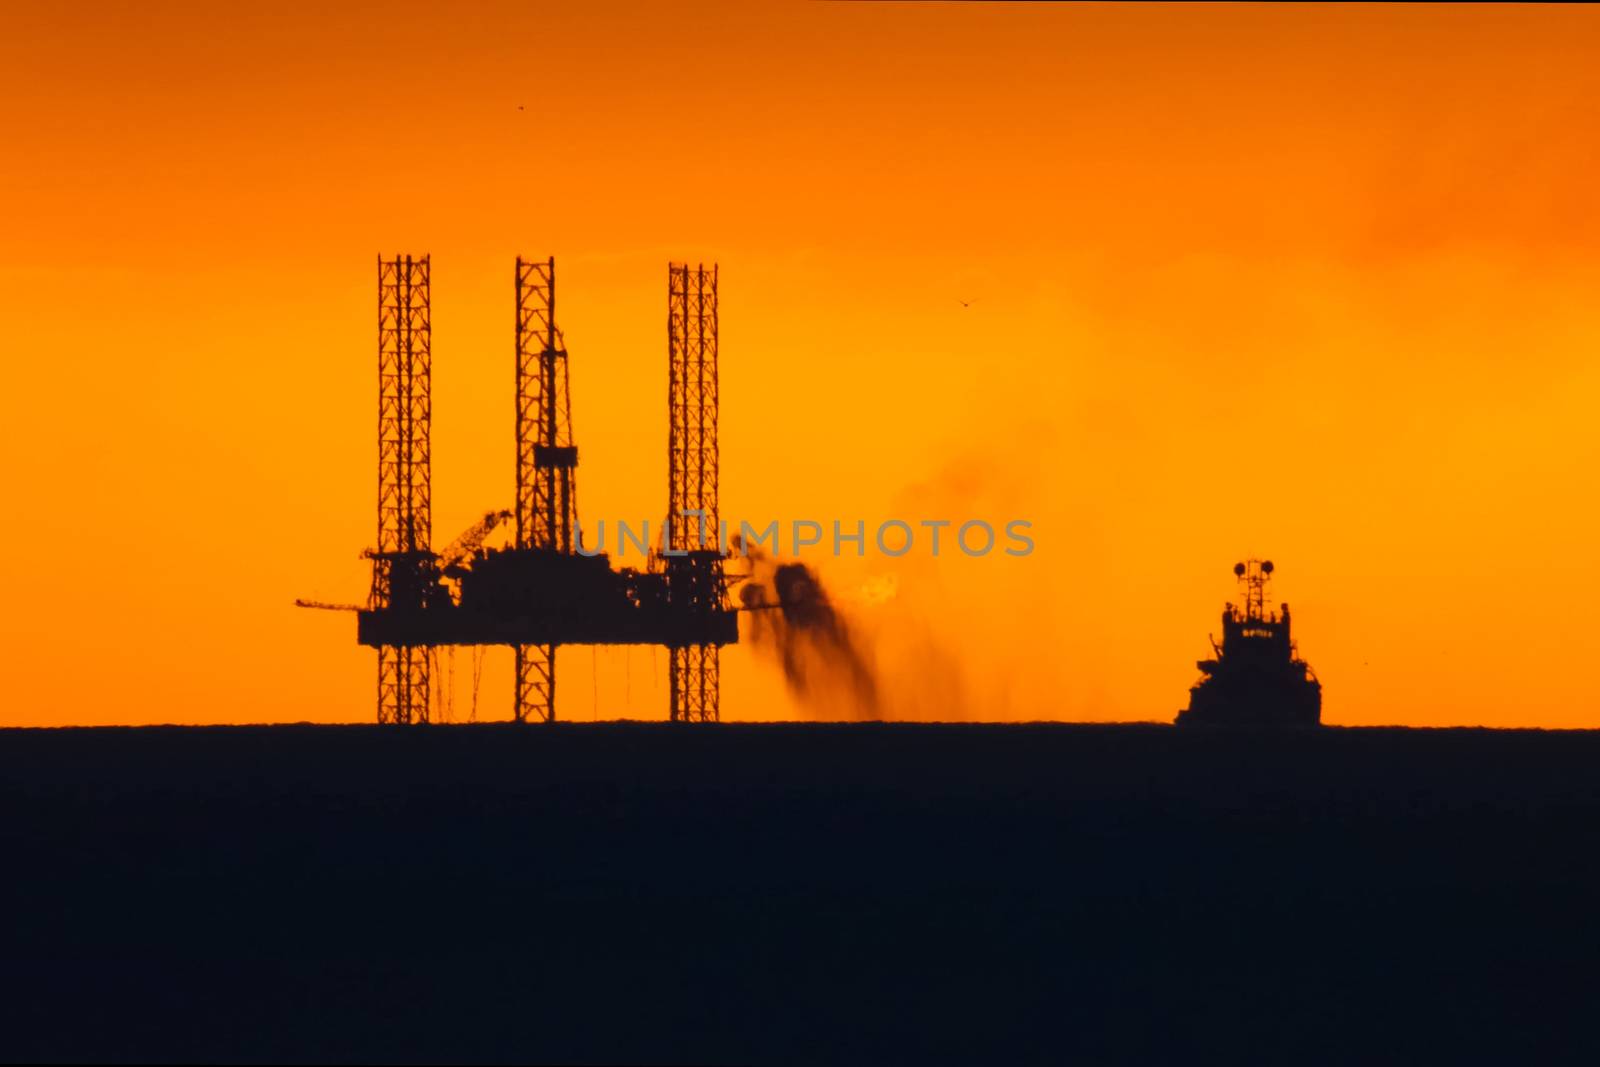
[2,2,1599,727]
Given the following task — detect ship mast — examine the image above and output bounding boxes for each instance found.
[1233,559,1274,622]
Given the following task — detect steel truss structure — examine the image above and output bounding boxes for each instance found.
[514,256,579,722]
[371,255,433,724]
[665,263,723,722]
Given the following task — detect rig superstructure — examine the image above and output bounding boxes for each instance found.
[303,255,735,723]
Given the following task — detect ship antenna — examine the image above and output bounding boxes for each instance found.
[1235,559,1274,621]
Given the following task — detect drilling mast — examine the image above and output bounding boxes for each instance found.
[665,263,724,722]
[370,254,433,724]
[513,256,579,722]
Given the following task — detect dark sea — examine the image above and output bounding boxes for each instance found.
[2,722,1596,1064]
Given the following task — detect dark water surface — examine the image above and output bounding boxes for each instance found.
[2,722,1597,1063]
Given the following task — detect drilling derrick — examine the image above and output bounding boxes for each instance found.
[371,254,434,724]
[514,256,579,722]
[664,263,725,722]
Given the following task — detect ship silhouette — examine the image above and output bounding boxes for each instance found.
[1177,559,1322,727]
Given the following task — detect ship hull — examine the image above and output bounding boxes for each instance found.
[1177,676,1322,727]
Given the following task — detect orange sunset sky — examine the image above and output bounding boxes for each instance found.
[3,2,1599,727]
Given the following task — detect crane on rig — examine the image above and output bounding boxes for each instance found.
[438,509,513,594]
[300,509,512,612]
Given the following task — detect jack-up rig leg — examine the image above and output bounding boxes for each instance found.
[514,643,556,722]
[370,253,433,724]
[664,262,727,722]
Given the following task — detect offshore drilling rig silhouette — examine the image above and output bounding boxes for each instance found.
[300,255,735,723]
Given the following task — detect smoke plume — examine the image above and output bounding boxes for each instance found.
[736,538,881,719]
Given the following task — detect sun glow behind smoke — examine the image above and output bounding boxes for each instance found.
[731,535,978,722]
[736,539,881,719]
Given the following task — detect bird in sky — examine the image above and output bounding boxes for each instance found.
[959,298,978,308]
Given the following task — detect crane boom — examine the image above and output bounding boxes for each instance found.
[294,599,363,612]
[440,508,512,572]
